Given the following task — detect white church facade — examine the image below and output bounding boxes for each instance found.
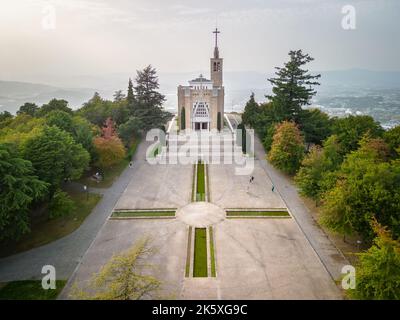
[178,28,225,132]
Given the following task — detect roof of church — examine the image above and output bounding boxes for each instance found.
[189,74,212,83]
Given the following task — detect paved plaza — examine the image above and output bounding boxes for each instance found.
[60,126,343,299]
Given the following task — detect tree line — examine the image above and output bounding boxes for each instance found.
[0,65,171,242]
[242,50,400,299]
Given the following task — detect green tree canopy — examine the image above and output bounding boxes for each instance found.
[118,116,140,145]
[78,92,113,127]
[383,125,400,158]
[331,115,384,154]
[300,108,333,145]
[295,135,343,201]
[321,137,400,241]
[23,126,90,191]
[37,99,72,117]
[17,102,39,116]
[268,121,305,175]
[349,219,400,300]
[242,93,259,128]
[0,143,48,241]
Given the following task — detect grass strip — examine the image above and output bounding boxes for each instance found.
[193,228,208,277]
[196,161,205,201]
[185,227,192,277]
[192,164,196,202]
[209,226,216,277]
[111,211,175,218]
[0,280,66,300]
[226,210,290,217]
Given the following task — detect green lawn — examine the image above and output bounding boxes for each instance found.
[0,280,66,300]
[226,210,290,217]
[196,162,205,201]
[185,227,192,277]
[209,226,216,277]
[193,228,208,277]
[0,191,102,258]
[111,210,175,218]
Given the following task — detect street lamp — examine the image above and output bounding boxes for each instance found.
[83,185,88,201]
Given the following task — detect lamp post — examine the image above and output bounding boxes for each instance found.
[83,185,88,201]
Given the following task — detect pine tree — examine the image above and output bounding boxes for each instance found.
[133,65,171,131]
[127,78,135,115]
[267,50,320,123]
[242,93,259,128]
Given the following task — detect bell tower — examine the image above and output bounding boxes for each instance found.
[210,28,223,87]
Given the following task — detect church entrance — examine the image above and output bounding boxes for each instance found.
[192,102,210,131]
[194,122,208,131]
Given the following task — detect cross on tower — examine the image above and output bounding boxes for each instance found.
[213,28,220,47]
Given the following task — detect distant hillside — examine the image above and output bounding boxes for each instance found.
[0,80,96,114]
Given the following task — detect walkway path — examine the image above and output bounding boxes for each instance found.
[226,112,349,281]
[253,129,349,281]
[0,140,151,282]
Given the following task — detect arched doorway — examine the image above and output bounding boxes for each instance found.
[191,102,210,131]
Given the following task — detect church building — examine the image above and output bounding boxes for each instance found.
[178,28,224,132]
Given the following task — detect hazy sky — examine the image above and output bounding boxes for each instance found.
[1,0,399,81]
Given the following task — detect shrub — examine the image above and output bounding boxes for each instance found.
[48,190,75,219]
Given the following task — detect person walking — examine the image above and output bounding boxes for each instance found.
[246,176,255,192]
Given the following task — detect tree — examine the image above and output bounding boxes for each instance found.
[383,125,400,158]
[48,189,75,219]
[70,239,161,300]
[45,110,73,133]
[78,93,113,126]
[180,107,186,130]
[300,108,332,146]
[331,115,384,154]
[295,135,342,201]
[23,126,90,191]
[348,219,400,300]
[17,103,38,116]
[127,78,135,114]
[93,136,126,169]
[0,111,13,129]
[242,93,259,128]
[262,125,276,152]
[37,99,72,117]
[267,50,320,123]
[118,117,140,146]
[45,110,95,157]
[133,65,172,131]
[320,137,400,241]
[268,121,305,174]
[113,90,126,102]
[0,143,48,241]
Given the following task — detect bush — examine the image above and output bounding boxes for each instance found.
[348,220,400,300]
[48,190,75,219]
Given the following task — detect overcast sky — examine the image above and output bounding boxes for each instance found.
[1,0,399,82]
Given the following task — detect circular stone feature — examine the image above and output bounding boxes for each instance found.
[176,202,225,227]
